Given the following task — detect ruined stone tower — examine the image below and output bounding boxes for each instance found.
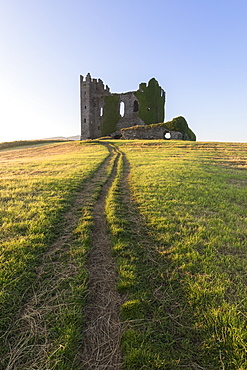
[80,73,166,140]
[80,73,110,140]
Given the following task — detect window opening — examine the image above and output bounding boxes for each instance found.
[100,107,103,117]
[133,100,139,112]
[164,132,171,140]
[84,118,86,123]
[120,101,125,117]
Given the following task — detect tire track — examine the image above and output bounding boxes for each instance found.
[2,143,119,370]
[81,143,124,369]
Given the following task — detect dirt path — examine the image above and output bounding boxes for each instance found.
[3,143,123,370]
[81,145,123,369]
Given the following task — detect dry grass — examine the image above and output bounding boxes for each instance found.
[0,142,79,162]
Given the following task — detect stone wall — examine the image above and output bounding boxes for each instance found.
[80,74,196,141]
[116,92,145,130]
[121,124,183,140]
[80,74,166,140]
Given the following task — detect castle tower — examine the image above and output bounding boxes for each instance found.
[80,73,110,140]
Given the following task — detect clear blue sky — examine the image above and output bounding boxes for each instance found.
[0,0,246,142]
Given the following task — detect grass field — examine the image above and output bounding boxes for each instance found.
[107,140,247,369]
[0,139,246,369]
[0,141,110,368]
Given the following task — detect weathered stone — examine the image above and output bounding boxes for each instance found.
[80,73,110,140]
[80,74,196,141]
[80,74,166,140]
[121,123,183,140]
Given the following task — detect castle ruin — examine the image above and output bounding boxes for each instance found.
[80,73,196,141]
[80,73,166,140]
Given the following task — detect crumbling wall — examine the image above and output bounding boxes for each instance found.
[164,116,196,141]
[121,123,183,140]
[80,75,196,141]
[80,74,166,139]
[116,92,145,129]
[101,92,145,137]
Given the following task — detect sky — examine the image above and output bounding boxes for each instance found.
[0,0,246,143]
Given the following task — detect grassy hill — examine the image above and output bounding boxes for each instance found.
[0,139,246,369]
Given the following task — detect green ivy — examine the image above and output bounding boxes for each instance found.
[134,78,165,125]
[101,94,121,136]
[121,117,196,141]
[164,116,196,141]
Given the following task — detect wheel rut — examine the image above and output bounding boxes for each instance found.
[3,143,123,370]
[81,144,123,369]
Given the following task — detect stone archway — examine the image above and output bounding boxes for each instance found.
[164,131,171,140]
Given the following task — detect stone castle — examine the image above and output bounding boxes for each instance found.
[80,73,166,140]
[80,73,196,141]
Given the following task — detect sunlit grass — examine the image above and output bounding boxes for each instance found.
[107,140,247,369]
[0,141,109,367]
[1,139,247,369]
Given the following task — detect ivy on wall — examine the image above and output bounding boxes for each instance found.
[164,116,196,141]
[134,78,165,125]
[101,94,121,136]
[98,80,196,141]
[121,117,196,141]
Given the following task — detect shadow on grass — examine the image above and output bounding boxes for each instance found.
[107,149,239,369]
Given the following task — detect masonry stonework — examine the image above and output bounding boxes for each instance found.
[80,74,110,140]
[80,73,196,141]
[80,73,166,140]
[121,124,183,140]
